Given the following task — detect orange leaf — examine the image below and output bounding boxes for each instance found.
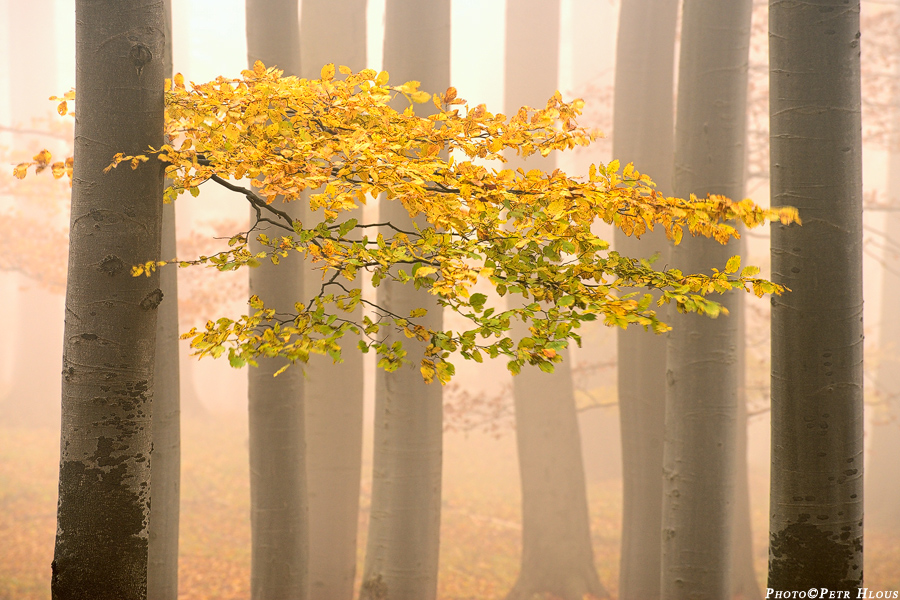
[13,163,30,179]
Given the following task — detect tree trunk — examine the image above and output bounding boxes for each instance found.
[148,3,181,598]
[610,1,678,598]
[506,359,607,600]
[298,2,366,598]
[2,0,65,429]
[502,3,606,599]
[245,2,309,599]
[52,2,165,598]
[733,363,763,600]
[867,155,900,532]
[360,2,449,598]
[662,0,752,597]
[768,0,864,591]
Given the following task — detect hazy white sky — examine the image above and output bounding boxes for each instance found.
[0,0,619,133]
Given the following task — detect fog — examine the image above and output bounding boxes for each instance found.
[1,0,897,598]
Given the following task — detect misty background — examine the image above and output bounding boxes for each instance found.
[0,0,897,598]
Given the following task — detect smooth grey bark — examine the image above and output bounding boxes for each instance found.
[52,2,165,598]
[661,0,752,598]
[502,2,606,599]
[610,1,677,598]
[359,2,448,598]
[768,0,864,591]
[147,3,181,599]
[3,0,65,428]
[298,2,366,598]
[867,152,900,532]
[733,364,763,600]
[246,2,309,599]
[506,361,607,600]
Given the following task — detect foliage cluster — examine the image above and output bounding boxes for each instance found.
[16,62,798,382]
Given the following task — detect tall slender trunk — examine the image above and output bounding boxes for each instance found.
[298,2,366,598]
[52,2,165,598]
[501,3,606,599]
[506,359,607,600]
[360,2,448,598]
[148,3,181,598]
[768,0,864,591]
[661,0,752,598]
[610,1,678,598]
[867,153,900,532]
[733,357,763,600]
[245,2,309,599]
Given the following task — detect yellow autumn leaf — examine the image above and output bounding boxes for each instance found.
[13,163,29,179]
[320,63,335,81]
[33,149,52,165]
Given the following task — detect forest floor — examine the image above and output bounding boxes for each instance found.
[2,415,899,600]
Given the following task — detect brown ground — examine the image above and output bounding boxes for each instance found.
[1,416,897,600]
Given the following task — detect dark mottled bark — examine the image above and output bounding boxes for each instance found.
[360,2,448,599]
[52,2,165,598]
[610,1,678,597]
[245,2,309,599]
[768,0,864,592]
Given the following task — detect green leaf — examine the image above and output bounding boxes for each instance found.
[338,218,358,237]
[725,255,741,274]
[470,293,487,310]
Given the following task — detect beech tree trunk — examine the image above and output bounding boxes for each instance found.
[298,2,366,598]
[610,1,678,597]
[147,3,181,598]
[502,3,606,599]
[245,2,309,599]
[768,0,863,595]
[768,0,864,591]
[51,2,165,598]
[360,2,449,598]
[662,0,752,597]
[867,150,900,532]
[733,368,763,600]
